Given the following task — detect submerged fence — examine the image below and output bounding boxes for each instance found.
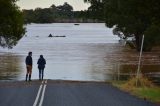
[112,63,160,85]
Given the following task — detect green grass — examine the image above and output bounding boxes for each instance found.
[111,80,160,103]
[134,87,160,103]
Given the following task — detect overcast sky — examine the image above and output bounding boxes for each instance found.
[17,0,90,11]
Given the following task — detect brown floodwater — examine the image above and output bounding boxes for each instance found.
[0,23,160,82]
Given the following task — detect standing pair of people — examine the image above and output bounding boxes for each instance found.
[25,52,46,81]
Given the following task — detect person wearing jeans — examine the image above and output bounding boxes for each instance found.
[37,55,46,80]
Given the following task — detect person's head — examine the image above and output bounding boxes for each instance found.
[28,52,32,56]
[40,55,43,58]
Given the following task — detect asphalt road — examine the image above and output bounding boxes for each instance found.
[0,80,157,106]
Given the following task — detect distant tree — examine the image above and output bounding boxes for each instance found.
[73,10,88,19]
[86,0,104,20]
[56,2,73,18]
[23,9,35,23]
[34,8,53,23]
[50,4,56,10]
[0,0,25,48]
[49,4,58,21]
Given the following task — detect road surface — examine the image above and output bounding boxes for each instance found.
[0,80,156,106]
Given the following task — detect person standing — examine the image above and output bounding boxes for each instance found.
[25,52,33,81]
[37,55,46,80]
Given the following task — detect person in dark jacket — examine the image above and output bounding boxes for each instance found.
[37,55,46,80]
[25,52,33,81]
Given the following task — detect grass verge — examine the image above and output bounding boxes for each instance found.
[111,77,160,104]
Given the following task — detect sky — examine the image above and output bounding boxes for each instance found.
[16,0,90,11]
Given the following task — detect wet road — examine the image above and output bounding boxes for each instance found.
[0,80,156,106]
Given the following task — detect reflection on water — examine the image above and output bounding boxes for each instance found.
[0,23,160,82]
[0,53,24,80]
[0,43,122,81]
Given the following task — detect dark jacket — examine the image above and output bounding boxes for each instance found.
[25,56,32,66]
[37,57,46,69]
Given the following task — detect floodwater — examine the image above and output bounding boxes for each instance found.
[0,23,160,81]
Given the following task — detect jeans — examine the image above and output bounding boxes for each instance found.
[39,68,44,80]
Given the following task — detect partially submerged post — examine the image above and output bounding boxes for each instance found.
[136,35,145,86]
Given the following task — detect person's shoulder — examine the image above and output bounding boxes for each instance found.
[27,56,32,59]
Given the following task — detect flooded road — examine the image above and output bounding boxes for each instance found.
[0,23,160,81]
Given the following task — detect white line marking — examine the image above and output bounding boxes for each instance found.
[33,85,43,106]
[45,80,47,84]
[33,80,47,106]
[39,84,47,106]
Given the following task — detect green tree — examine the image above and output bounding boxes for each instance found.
[105,0,160,51]
[0,0,25,48]
[85,0,160,51]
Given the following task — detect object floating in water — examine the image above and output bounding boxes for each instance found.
[74,24,80,25]
[48,34,53,37]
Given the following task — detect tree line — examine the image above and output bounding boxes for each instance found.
[23,2,104,23]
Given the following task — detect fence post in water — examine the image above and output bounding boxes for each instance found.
[114,64,117,81]
[117,63,120,81]
[136,35,145,86]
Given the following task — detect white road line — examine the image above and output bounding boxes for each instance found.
[33,80,45,106]
[33,85,43,106]
[45,80,47,84]
[39,80,47,106]
[33,80,47,106]
[39,84,47,106]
